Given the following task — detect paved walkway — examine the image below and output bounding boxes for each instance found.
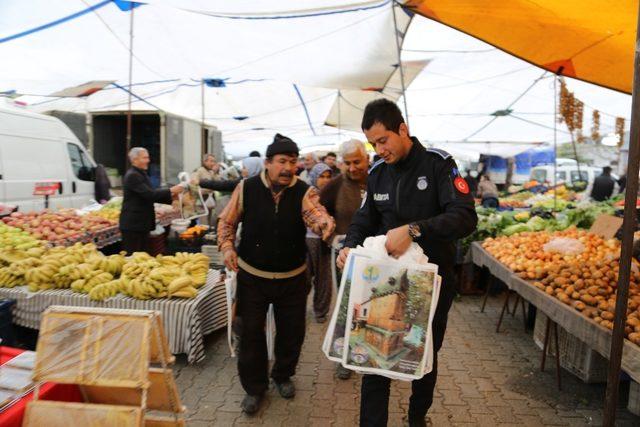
[174,294,640,426]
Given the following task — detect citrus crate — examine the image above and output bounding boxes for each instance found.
[533,312,608,383]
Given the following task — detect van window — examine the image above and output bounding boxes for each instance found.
[570,171,589,182]
[67,143,95,181]
[531,169,547,182]
[556,171,567,181]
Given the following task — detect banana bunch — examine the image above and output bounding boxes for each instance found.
[168,276,198,298]
[70,271,113,294]
[0,249,30,266]
[122,259,160,279]
[131,252,154,263]
[0,267,24,288]
[182,259,209,287]
[88,279,121,301]
[124,276,166,300]
[6,257,41,276]
[90,254,126,276]
[25,261,63,291]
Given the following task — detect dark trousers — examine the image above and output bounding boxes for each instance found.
[237,268,309,396]
[306,238,332,318]
[121,230,149,255]
[359,277,455,427]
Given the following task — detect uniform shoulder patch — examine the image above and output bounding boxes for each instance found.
[426,147,452,160]
[369,158,385,173]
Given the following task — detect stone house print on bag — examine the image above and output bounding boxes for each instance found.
[360,272,410,359]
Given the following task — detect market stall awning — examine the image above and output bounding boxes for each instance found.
[404,0,637,94]
[324,59,429,132]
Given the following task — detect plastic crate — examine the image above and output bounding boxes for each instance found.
[533,312,608,383]
[0,299,16,347]
[629,381,640,416]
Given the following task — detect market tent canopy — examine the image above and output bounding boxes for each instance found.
[324,60,429,132]
[0,0,410,92]
[404,0,637,94]
[427,141,545,161]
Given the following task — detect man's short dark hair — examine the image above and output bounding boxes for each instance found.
[361,98,405,133]
[603,166,612,175]
[326,152,337,158]
[249,150,261,157]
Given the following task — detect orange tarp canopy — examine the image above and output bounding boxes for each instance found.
[405,0,636,94]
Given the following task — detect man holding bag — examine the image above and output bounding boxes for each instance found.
[217,134,335,415]
[337,100,477,427]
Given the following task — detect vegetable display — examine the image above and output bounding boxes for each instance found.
[483,229,640,345]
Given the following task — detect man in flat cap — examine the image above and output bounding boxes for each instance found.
[218,134,335,415]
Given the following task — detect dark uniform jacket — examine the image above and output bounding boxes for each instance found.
[119,167,172,232]
[591,174,616,201]
[344,138,478,349]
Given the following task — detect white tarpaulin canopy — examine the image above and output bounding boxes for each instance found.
[427,141,545,162]
[325,59,429,132]
[0,1,632,160]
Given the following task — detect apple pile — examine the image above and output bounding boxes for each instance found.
[2,210,117,245]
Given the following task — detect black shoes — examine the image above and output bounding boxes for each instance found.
[241,379,295,414]
[274,379,296,399]
[241,394,263,415]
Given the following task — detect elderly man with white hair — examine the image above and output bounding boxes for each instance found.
[299,152,318,184]
[319,139,369,379]
[119,147,184,254]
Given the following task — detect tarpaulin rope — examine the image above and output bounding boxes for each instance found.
[110,82,162,110]
[180,0,390,21]
[0,0,112,44]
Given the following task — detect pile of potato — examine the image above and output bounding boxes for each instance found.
[483,228,640,345]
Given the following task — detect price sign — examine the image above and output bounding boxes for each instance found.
[33,182,60,196]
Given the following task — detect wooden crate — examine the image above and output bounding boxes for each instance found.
[81,368,184,412]
[24,400,142,427]
[145,415,186,427]
[30,306,185,424]
[33,311,151,388]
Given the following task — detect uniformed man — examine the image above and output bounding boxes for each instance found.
[337,99,477,427]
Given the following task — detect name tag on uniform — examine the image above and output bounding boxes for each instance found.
[373,193,390,202]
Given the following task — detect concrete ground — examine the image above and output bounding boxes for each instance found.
[174,294,640,426]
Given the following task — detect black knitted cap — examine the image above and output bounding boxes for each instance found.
[266,133,299,158]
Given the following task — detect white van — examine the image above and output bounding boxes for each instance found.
[0,99,96,211]
[530,160,611,187]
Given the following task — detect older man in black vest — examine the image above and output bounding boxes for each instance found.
[217,134,335,415]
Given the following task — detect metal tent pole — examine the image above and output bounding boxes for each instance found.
[125,6,135,162]
[201,79,206,153]
[553,76,558,211]
[603,3,640,424]
[391,2,409,127]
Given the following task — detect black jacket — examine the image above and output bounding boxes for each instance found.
[344,138,477,278]
[199,178,241,193]
[591,174,616,201]
[119,167,172,232]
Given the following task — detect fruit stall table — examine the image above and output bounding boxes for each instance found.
[470,241,640,383]
[0,270,226,363]
[0,346,82,427]
[509,273,640,383]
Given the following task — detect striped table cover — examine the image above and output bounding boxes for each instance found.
[0,270,226,363]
